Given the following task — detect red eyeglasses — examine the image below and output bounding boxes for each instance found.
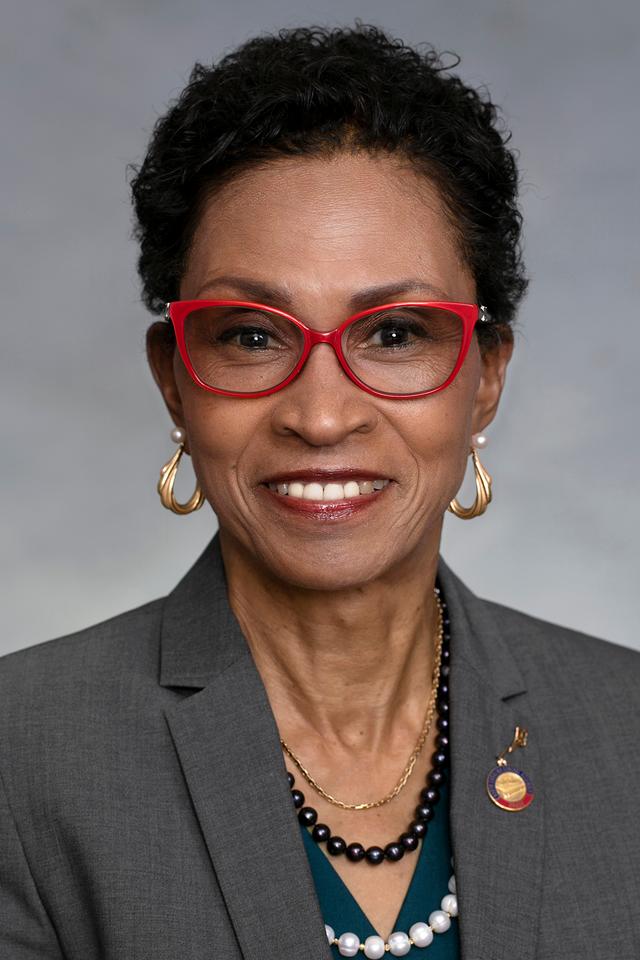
[164,299,489,400]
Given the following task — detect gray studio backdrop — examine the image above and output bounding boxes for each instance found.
[2,0,638,656]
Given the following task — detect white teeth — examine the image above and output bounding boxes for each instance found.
[323,483,344,501]
[303,482,324,500]
[267,478,390,500]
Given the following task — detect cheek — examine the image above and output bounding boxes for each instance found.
[177,380,253,495]
[400,358,480,467]
[400,361,480,492]
[403,408,468,497]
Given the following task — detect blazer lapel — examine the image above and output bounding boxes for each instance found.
[160,537,330,960]
[159,535,544,960]
[439,559,544,960]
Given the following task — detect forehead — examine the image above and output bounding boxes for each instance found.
[181,151,475,306]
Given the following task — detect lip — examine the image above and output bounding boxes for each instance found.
[260,468,391,485]
[257,478,392,521]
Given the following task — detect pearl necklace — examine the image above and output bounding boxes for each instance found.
[325,871,458,956]
[316,583,456,954]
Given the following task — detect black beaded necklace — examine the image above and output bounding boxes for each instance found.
[286,589,451,866]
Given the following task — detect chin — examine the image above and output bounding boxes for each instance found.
[268,557,392,593]
[218,495,435,590]
[244,531,406,592]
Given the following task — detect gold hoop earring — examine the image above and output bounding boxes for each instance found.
[157,427,205,515]
[448,437,492,520]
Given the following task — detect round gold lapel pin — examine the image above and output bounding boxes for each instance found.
[486,725,534,811]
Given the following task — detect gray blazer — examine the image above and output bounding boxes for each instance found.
[1,534,639,959]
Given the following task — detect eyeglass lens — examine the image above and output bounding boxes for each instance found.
[182,304,464,395]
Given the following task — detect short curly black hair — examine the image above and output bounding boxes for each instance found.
[130,24,528,345]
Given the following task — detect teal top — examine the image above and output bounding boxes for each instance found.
[300,776,460,957]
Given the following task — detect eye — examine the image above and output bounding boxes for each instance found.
[370,321,415,347]
[212,308,293,351]
[219,326,274,349]
[363,313,430,349]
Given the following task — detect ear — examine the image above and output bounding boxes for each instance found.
[146,322,187,436]
[470,331,514,436]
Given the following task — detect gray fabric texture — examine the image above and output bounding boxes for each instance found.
[1,534,639,959]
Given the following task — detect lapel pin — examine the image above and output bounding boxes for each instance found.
[486,725,534,812]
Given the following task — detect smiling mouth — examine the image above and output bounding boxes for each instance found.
[263,478,390,501]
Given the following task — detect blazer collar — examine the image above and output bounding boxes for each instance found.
[160,534,543,960]
[159,533,245,688]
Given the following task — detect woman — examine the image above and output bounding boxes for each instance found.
[1,24,639,960]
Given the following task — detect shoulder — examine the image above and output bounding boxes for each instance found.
[0,599,173,813]
[0,598,164,722]
[482,595,640,699]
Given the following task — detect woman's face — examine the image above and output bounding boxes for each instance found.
[148,152,512,590]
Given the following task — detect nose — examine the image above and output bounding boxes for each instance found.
[270,342,378,445]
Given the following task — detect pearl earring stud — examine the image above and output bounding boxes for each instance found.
[171,426,186,445]
[472,433,488,449]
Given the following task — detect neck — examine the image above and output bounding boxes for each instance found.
[219,528,442,757]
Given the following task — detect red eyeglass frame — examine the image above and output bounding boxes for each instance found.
[164,299,487,400]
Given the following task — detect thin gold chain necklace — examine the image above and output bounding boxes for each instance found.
[279,592,444,811]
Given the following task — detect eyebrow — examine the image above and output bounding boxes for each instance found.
[193,274,453,311]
